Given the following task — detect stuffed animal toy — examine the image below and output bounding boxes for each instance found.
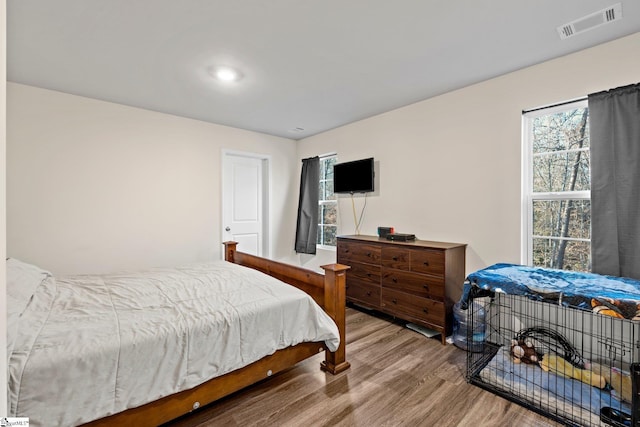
[591,298,640,320]
[540,353,606,389]
[510,338,540,364]
[590,362,632,402]
[591,298,625,319]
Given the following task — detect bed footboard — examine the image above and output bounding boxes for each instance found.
[223,241,351,374]
[82,245,350,427]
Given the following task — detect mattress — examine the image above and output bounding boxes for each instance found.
[7,258,340,427]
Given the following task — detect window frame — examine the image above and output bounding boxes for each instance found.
[521,99,590,269]
[317,155,338,250]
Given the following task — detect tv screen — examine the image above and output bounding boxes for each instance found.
[333,157,374,194]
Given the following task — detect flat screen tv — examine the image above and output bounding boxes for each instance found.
[333,157,375,194]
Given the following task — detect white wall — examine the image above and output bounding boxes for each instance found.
[297,32,640,278]
[7,83,299,275]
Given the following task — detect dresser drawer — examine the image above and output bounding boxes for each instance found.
[338,241,382,265]
[381,269,445,300]
[381,288,444,326]
[410,249,445,276]
[381,247,410,270]
[346,280,381,306]
[348,262,381,285]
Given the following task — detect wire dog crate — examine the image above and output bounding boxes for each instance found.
[465,286,640,427]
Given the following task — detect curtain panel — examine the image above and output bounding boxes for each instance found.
[294,157,320,254]
[589,83,640,279]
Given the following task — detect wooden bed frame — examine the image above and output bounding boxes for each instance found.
[83,242,350,427]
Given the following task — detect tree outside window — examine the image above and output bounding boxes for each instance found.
[318,156,338,248]
[523,100,591,271]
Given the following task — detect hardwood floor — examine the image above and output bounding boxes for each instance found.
[166,307,559,427]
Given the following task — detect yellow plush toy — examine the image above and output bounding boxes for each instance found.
[540,353,606,389]
[590,362,633,402]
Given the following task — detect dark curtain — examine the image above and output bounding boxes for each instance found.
[589,83,640,279]
[295,156,320,254]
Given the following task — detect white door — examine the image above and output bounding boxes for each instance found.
[222,152,268,257]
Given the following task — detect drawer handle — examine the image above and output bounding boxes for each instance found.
[366,291,372,296]
[392,256,398,261]
[423,261,430,266]
[423,308,429,314]
[392,299,397,304]
[423,284,429,291]
[367,252,372,257]
[392,277,398,283]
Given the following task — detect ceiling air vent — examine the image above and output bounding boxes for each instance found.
[557,3,622,40]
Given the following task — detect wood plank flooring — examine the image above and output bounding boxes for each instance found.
[166,307,559,427]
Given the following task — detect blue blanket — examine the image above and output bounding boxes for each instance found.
[464,263,640,320]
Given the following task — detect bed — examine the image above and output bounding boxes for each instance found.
[463,263,640,427]
[7,241,350,427]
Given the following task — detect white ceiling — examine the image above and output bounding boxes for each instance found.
[7,1,640,139]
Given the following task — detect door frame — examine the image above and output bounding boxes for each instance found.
[221,149,271,258]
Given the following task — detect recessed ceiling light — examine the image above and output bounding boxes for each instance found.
[210,66,243,82]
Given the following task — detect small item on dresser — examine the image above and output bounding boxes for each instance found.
[385,233,416,241]
[377,226,394,238]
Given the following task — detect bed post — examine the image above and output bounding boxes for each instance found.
[320,263,351,375]
[223,241,238,263]
[223,241,350,375]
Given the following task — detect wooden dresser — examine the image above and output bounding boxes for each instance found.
[337,235,466,345]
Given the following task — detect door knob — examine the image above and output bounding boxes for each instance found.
[225,226,231,232]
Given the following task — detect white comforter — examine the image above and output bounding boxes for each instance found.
[8,259,340,427]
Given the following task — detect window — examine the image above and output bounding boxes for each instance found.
[522,100,591,271]
[318,155,338,248]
